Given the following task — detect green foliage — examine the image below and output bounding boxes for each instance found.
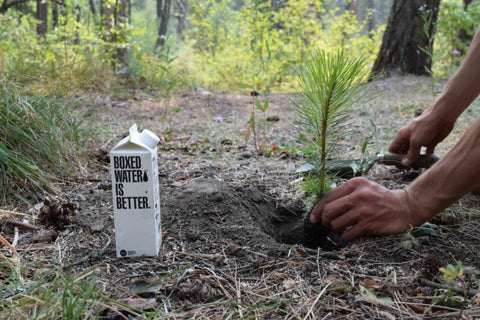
[439,261,464,281]
[239,83,271,154]
[434,0,480,78]
[294,50,373,199]
[433,261,467,308]
[183,0,383,92]
[0,79,89,203]
[0,4,129,95]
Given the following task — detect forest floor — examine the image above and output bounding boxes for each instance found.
[3,75,480,319]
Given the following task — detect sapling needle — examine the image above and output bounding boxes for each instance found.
[294,49,373,200]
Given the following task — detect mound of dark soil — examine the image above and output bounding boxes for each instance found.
[162,179,340,255]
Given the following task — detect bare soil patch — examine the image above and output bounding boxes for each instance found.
[3,75,480,318]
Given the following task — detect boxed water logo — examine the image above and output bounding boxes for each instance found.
[110,124,161,257]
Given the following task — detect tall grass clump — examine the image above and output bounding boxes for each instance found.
[0,262,101,319]
[294,50,373,201]
[0,79,89,204]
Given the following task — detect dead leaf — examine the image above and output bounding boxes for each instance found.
[363,278,382,290]
[409,304,426,313]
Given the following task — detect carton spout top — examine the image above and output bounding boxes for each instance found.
[129,123,139,139]
[129,123,160,149]
[140,129,160,149]
[113,124,160,150]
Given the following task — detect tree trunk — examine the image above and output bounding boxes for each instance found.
[175,0,188,39]
[157,0,172,48]
[74,3,81,45]
[371,0,441,76]
[100,0,113,41]
[36,0,48,36]
[116,0,128,67]
[345,0,356,11]
[52,1,58,30]
[88,0,96,15]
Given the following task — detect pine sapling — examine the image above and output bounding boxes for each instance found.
[294,49,373,200]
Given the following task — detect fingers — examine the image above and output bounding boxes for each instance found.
[405,139,421,165]
[388,133,407,154]
[426,145,436,154]
[329,207,359,234]
[310,179,357,224]
[341,223,366,242]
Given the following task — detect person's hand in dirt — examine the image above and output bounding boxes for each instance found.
[390,27,480,166]
[310,28,480,241]
[311,114,480,241]
[309,177,423,241]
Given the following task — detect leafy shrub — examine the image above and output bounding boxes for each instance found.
[183,0,384,92]
[434,0,480,78]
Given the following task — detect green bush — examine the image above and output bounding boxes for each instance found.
[182,0,384,92]
[434,0,480,78]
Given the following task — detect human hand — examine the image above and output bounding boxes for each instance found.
[389,109,454,165]
[309,177,424,241]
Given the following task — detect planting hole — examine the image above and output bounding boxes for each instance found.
[163,179,340,253]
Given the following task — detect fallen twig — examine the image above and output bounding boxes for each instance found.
[12,227,19,247]
[0,232,20,264]
[2,219,40,231]
[419,278,478,297]
[0,209,30,219]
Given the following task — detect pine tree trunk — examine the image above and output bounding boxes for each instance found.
[36,0,48,36]
[52,1,58,30]
[175,0,188,39]
[88,0,97,15]
[371,0,441,76]
[74,4,81,45]
[157,0,172,48]
[116,0,128,67]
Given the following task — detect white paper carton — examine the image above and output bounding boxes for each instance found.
[110,124,161,257]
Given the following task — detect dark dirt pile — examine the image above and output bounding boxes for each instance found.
[161,179,340,256]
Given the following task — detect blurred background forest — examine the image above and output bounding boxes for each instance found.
[1,0,479,95]
[0,0,480,202]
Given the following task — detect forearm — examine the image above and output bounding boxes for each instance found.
[429,28,480,122]
[405,116,480,223]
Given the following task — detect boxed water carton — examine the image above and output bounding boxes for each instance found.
[110,124,161,257]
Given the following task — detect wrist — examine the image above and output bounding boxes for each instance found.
[401,188,435,226]
[429,90,467,123]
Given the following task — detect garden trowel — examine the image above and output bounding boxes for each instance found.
[296,152,440,178]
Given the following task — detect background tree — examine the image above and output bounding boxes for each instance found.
[175,0,188,39]
[157,0,172,47]
[36,0,47,35]
[372,0,441,75]
[0,0,30,14]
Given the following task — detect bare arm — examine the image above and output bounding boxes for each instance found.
[389,28,480,164]
[405,115,480,222]
[310,116,480,241]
